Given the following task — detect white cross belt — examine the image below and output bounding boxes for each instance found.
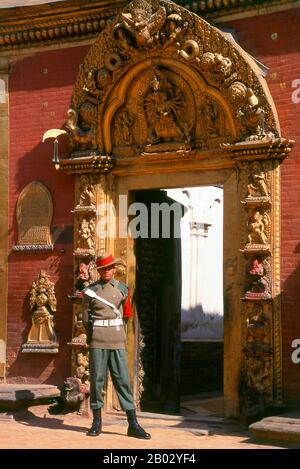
[93,318,123,327]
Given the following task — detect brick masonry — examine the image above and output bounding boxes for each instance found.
[7,46,88,386]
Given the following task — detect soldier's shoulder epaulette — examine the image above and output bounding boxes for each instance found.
[116,281,128,297]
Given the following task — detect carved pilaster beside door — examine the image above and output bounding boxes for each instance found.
[238,154,283,417]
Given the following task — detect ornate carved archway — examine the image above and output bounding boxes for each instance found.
[60,0,293,417]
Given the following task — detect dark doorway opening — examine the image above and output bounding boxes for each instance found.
[133,186,224,416]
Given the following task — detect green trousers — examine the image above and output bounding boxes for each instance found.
[89,348,135,411]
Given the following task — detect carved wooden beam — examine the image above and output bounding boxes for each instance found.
[222,138,294,162]
[0,1,125,50]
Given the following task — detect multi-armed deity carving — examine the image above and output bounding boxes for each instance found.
[144,73,189,144]
[22,271,58,353]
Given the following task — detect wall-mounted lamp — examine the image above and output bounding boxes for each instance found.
[42,128,67,170]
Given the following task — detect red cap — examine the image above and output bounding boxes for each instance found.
[96,254,116,269]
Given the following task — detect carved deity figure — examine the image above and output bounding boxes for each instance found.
[245,258,271,299]
[163,14,187,49]
[27,271,57,344]
[75,262,90,293]
[116,108,134,145]
[202,101,220,137]
[78,175,96,207]
[119,2,166,48]
[245,356,271,394]
[240,88,264,135]
[75,352,90,383]
[247,210,269,245]
[145,74,184,143]
[83,69,102,101]
[247,162,269,198]
[246,304,269,345]
[78,218,95,250]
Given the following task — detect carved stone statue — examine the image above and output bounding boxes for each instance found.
[247,162,269,198]
[145,74,184,143]
[61,377,85,410]
[26,271,57,345]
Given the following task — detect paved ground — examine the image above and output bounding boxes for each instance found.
[0,405,299,449]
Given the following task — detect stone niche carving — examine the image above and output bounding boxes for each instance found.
[22,270,58,353]
[14,181,53,252]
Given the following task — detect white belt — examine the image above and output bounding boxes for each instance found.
[93,319,123,327]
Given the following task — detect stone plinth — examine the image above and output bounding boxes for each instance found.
[250,416,300,443]
[0,384,61,410]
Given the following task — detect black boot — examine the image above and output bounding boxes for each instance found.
[126,409,151,440]
[87,408,102,436]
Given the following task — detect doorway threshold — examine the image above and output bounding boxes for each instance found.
[181,391,224,419]
[107,409,227,425]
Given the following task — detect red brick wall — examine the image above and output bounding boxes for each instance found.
[7,45,89,386]
[224,8,300,404]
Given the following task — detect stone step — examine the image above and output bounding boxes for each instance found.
[249,416,300,443]
[0,384,60,410]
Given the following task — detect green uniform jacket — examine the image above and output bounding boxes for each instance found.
[82,279,128,349]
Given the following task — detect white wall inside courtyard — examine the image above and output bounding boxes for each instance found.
[166,186,224,340]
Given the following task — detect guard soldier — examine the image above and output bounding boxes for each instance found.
[82,253,151,439]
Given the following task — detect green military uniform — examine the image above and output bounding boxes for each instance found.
[82,279,135,411]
